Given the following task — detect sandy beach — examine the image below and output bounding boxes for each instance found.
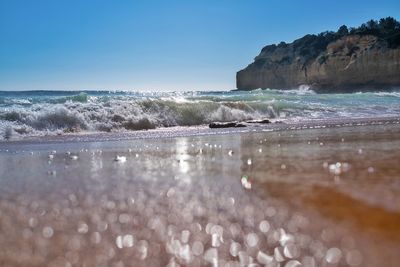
[0,119,399,266]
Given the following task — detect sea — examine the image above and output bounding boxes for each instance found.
[1,88,400,139]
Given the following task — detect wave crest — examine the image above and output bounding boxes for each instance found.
[2,89,399,139]
[1,98,281,138]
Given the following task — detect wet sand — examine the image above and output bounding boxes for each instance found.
[0,121,400,266]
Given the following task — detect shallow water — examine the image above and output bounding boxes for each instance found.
[0,124,399,266]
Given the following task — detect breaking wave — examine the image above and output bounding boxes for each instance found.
[1,89,400,139]
[0,99,280,137]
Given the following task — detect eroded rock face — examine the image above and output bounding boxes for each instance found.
[237,35,400,92]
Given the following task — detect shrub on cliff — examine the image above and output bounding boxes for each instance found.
[349,17,400,47]
[337,25,349,36]
[300,17,400,58]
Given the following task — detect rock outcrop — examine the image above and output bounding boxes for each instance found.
[237,18,400,92]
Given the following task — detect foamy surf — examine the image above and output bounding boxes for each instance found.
[1,89,400,139]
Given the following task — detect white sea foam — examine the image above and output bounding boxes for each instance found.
[1,89,399,139]
[373,91,400,97]
[283,85,316,95]
[0,98,275,138]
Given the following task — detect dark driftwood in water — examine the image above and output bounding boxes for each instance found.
[209,119,272,128]
[246,119,271,124]
[209,122,247,128]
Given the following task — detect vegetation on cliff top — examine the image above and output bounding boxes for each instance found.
[258,17,400,65]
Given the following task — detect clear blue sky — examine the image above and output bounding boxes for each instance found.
[0,0,399,91]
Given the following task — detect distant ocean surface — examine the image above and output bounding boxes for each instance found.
[1,88,400,139]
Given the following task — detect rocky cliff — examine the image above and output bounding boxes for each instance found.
[237,18,400,92]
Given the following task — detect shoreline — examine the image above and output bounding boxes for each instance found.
[1,116,400,148]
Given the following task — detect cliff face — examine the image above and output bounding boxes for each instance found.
[237,35,400,92]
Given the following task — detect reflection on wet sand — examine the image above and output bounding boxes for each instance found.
[264,182,400,241]
[306,185,400,241]
[0,123,399,266]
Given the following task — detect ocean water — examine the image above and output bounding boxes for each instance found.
[1,88,400,139]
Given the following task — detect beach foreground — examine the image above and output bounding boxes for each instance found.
[0,122,400,266]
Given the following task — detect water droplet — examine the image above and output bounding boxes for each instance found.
[257,251,274,265]
[328,162,350,175]
[211,233,221,247]
[77,222,89,234]
[284,244,299,258]
[42,226,54,238]
[285,260,301,267]
[97,221,108,232]
[346,250,363,266]
[116,234,134,248]
[116,236,123,249]
[167,188,175,197]
[204,248,218,264]
[192,241,204,256]
[326,247,342,264]
[179,244,191,262]
[210,224,223,237]
[122,234,134,247]
[238,251,250,265]
[90,232,101,244]
[259,220,270,233]
[241,175,252,189]
[279,228,294,246]
[229,242,241,257]
[28,217,38,228]
[137,240,148,260]
[119,213,131,224]
[266,207,276,217]
[181,230,190,243]
[274,247,285,262]
[246,232,259,247]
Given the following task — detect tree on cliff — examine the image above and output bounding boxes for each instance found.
[346,17,400,47]
[379,17,399,32]
[337,25,349,36]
